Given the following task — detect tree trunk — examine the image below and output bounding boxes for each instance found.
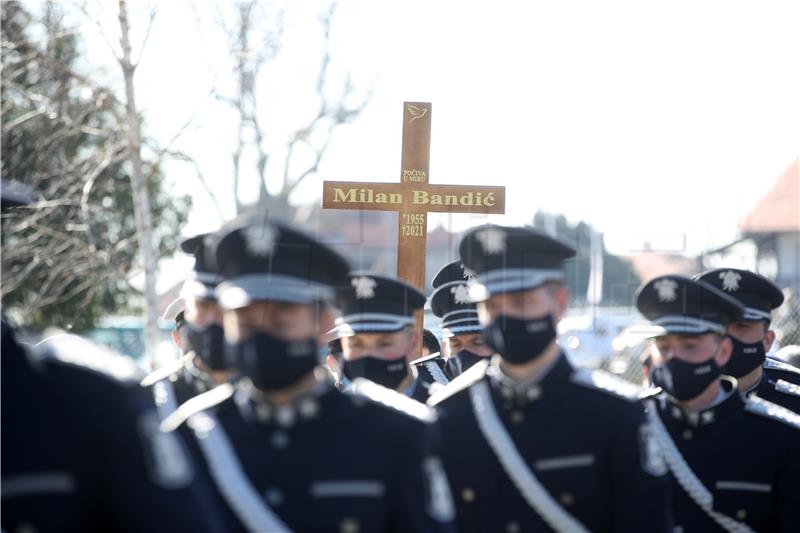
[118,0,161,366]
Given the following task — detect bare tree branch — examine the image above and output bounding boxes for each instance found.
[70,0,121,61]
[162,149,225,219]
[133,2,160,67]
[118,0,161,361]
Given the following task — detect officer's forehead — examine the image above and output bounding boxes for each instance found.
[346,331,408,342]
[653,333,716,344]
[451,332,483,342]
[232,300,317,316]
[188,296,220,309]
[484,285,554,303]
[729,319,767,329]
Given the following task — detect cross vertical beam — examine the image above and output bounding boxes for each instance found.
[397,102,432,291]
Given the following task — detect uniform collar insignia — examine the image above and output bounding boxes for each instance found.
[245,383,325,426]
[461,264,476,280]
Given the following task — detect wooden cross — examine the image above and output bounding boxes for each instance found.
[322,102,505,346]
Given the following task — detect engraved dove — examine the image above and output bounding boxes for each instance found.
[407,104,428,124]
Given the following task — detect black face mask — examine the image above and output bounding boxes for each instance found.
[482,314,557,365]
[343,356,409,390]
[225,331,318,391]
[651,354,721,401]
[724,335,766,378]
[456,349,487,373]
[181,322,228,371]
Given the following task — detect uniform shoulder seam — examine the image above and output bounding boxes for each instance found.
[745,395,800,430]
[570,368,642,402]
[160,383,235,432]
[35,333,144,383]
[774,379,800,399]
[140,354,192,387]
[764,358,800,377]
[349,378,437,423]
[427,359,488,406]
[409,351,444,366]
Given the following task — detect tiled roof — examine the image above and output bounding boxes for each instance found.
[740,159,799,233]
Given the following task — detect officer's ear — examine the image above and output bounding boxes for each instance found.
[171,329,182,351]
[715,334,733,367]
[406,328,422,358]
[548,282,570,320]
[317,302,339,346]
[763,328,776,352]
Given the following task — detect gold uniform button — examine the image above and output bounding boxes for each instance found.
[462,487,476,502]
[506,521,521,533]
[559,492,575,506]
[736,509,747,520]
[340,518,360,533]
[682,430,693,440]
[510,411,524,424]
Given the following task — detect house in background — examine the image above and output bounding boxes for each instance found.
[703,159,800,292]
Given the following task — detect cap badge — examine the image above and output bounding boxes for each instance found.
[719,270,741,292]
[352,276,377,299]
[654,278,678,303]
[461,264,476,280]
[451,284,470,305]
[475,227,506,255]
[243,224,277,258]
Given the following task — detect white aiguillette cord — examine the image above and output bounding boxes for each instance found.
[172,383,293,533]
[469,381,589,533]
[191,410,293,533]
[425,360,450,385]
[644,400,754,533]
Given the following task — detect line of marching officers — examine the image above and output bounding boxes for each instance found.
[3,210,799,532]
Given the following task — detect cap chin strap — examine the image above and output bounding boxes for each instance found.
[645,400,754,533]
[469,381,589,533]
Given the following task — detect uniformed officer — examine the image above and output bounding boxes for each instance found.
[429,260,494,379]
[637,274,800,532]
[141,233,233,419]
[1,328,228,533]
[1,185,225,532]
[422,328,443,356]
[694,268,800,411]
[164,296,188,351]
[333,273,433,402]
[429,224,673,532]
[323,337,346,387]
[161,214,457,532]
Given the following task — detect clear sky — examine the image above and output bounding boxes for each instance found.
[53,0,800,287]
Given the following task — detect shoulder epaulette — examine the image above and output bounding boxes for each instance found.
[409,351,444,366]
[140,353,192,387]
[427,359,489,407]
[639,386,663,400]
[35,333,144,383]
[763,358,800,377]
[774,379,800,399]
[349,378,437,423]
[745,395,800,430]
[570,368,642,402]
[160,382,235,433]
